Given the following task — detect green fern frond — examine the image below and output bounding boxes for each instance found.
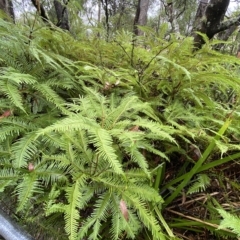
[79,192,111,239]
[110,195,141,239]
[0,125,23,142]
[105,96,138,129]
[11,132,39,168]
[0,78,25,112]
[125,184,163,203]
[64,179,83,240]
[35,83,66,111]
[111,129,144,146]
[124,192,164,240]
[89,128,123,174]
[156,55,191,81]
[0,167,17,192]
[139,142,169,160]
[0,118,37,143]
[16,174,43,212]
[187,174,211,195]
[133,118,176,143]
[128,146,150,176]
[0,67,37,84]
[35,163,68,185]
[218,209,240,237]
[0,179,13,192]
[110,207,122,240]
[36,115,97,135]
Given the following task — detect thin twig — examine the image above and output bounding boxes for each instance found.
[166,192,220,210]
[166,208,233,234]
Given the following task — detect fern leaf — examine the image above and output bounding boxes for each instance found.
[35,83,66,111]
[156,55,191,81]
[89,128,123,174]
[218,209,240,237]
[124,193,164,240]
[105,96,138,129]
[187,174,211,195]
[133,118,176,143]
[129,146,149,176]
[79,192,111,239]
[16,174,43,212]
[0,78,25,112]
[64,175,86,240]
[11,132,39,168]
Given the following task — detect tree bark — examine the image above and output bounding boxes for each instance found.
[54,0,70,31]
[0,0,15,22]
[192,0,208,32]
[214,23,238,50]
[165,1,180,34]
[133,0,150,35]
[192,0,231,50]
[101,0,110,40]
[30,0,49,23]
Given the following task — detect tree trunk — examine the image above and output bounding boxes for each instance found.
[192,0,208,32]
[192,0,230,49]
[214,24,238,51]
[100,0,110,40]
[165,1,180,34]
[0,0,15,22]
[54,0,70,31]
[133,0,150,36]
[30,0,49,23]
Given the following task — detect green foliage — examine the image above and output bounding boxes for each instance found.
[37,88,173,239]
[218,209,240,237]
[1,18,240,240]
[187,173,211,194]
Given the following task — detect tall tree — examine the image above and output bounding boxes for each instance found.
[156,0,197,36]
[134,0,150,35]
[30,0,50,23]
[30,0,70,30]
[54,0,70,30]
[192,0,240,49]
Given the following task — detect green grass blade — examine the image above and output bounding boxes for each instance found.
[163,118,232,207]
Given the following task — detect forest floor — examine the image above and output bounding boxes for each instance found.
[164,160,240,240]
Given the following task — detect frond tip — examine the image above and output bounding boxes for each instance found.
[218,209,240,237]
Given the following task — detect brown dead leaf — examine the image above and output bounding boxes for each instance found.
[129,125,139,132]
[119,199,129,221]
[0,110,12,119]
[28,162,34,172]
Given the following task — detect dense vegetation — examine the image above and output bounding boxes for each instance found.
[1,12,240,239]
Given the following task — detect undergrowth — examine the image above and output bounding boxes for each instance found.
[0,19,240,239]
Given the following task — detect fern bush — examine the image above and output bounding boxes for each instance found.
[0,87,177,239]
[1,18,240,239]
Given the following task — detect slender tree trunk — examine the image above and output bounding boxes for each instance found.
[98,0,101,25]
[30,0,49,23]
[133,0,150,36]
[115,0,125,31]
[166,2,180,34]
[101,0,110,40]
[0,0,15,22]
[235,31,240,58]
[54,0,70,31]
